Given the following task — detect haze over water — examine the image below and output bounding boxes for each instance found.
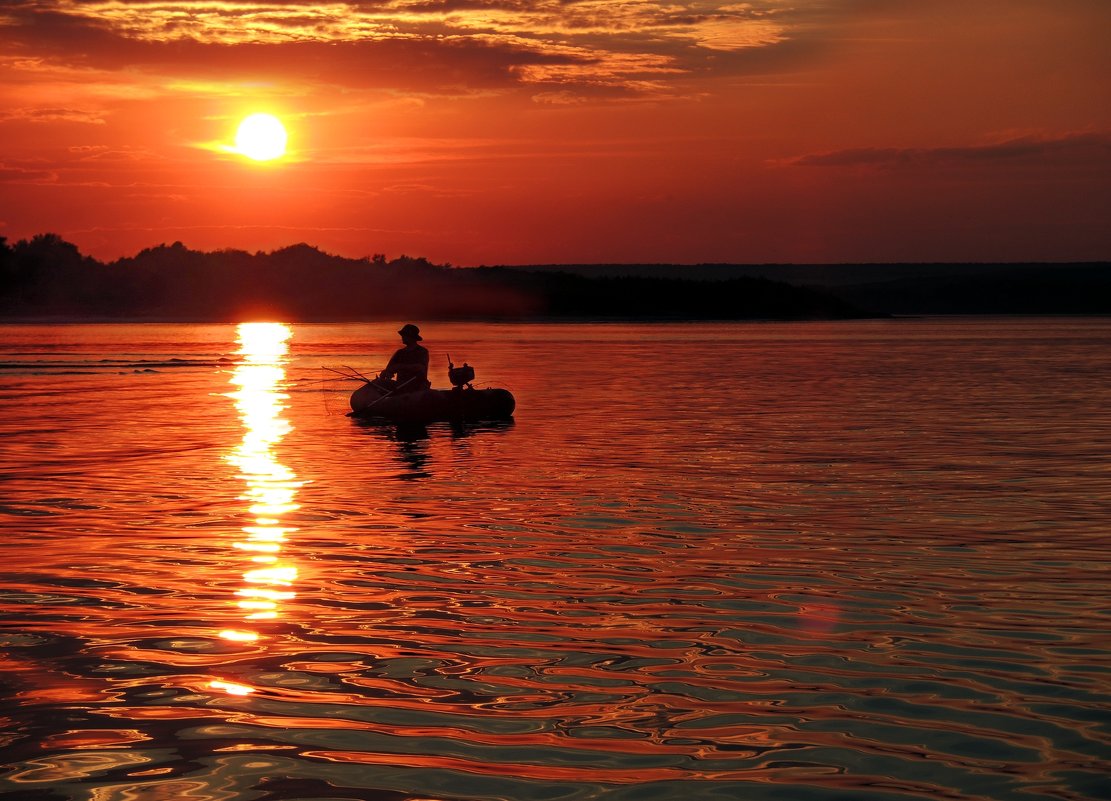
[0,319,1108,801]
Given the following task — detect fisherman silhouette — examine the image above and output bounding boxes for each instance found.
[377,323,430,394]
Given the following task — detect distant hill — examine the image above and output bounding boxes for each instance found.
[0,234,867,321]
[504,262,1111,315]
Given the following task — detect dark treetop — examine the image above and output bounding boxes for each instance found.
[0,234,869,321]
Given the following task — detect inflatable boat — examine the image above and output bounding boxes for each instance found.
[349,380,515,423]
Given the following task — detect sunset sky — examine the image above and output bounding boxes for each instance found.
[1,0,1108,265]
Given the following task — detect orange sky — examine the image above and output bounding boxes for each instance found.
[1,0,1108,265]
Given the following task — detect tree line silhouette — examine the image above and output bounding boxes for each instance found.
[0,234,868,321]
[513,261,1111,315]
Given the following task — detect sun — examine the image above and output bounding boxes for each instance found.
[234,113,287,162]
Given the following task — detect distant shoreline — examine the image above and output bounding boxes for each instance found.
[3,234,1108,319]
[7,314,1111,327]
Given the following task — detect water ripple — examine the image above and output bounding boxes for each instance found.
[1,321,1110,801]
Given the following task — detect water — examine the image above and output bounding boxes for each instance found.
[0,319,1109,801]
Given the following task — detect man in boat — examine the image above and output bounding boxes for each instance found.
[377,323,430,394]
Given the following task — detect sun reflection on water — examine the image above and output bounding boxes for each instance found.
[212,322,301,693]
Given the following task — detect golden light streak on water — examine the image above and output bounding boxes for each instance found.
[237,600,277,610]
[233,542,280,553]
[213,322,301,696]
[236,590,295,602]
[208,680,256,697]
[244,566,297,584]
[217,630,259,643]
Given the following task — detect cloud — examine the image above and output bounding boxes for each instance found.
[0,106,107,124]
[0,164,58,183]
[788,133,1111,169]
[2,11,575,92]
[23,1,788,48]
[531,89,587,105]
[0,1,801,95]
[68,146,157,162]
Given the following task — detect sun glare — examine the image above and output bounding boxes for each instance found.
[234,113,287,162]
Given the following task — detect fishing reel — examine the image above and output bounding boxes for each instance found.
[447,354,475,389]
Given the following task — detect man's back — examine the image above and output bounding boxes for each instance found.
[384,342,429,390]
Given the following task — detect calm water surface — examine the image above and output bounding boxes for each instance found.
[0,320,1108,801]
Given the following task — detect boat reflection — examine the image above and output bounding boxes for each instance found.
[351,418,515,480]
[212,322,301,695]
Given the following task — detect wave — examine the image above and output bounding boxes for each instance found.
[0,357,238,372]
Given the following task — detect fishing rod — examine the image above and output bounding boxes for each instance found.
[302,375,355,386]
[341,364,374,383]
[357,376,416,413]
[320,365,377,382]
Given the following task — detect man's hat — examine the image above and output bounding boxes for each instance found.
[398,323,422,341]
